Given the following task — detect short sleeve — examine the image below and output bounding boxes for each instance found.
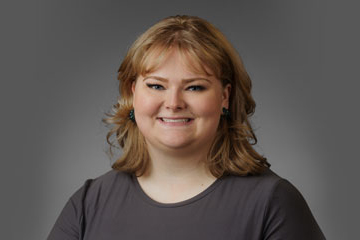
[47,179,93,240]
[263,179,326,240]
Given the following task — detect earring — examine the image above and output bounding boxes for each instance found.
[129,109,136,122]
[222,107,230,120]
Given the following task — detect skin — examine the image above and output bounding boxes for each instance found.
[131,49,231,203]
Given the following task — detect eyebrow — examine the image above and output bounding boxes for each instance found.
[143,76,211,83]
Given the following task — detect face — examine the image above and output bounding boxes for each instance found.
[132,50,231,154]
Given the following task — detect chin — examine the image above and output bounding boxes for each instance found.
[160,141,193,150]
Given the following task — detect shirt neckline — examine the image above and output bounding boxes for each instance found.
[131,173,225,208]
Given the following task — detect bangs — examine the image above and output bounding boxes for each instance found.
[135,42,223,79]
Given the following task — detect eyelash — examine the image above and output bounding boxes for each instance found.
[146,84,164,90]
[146,84,205,91]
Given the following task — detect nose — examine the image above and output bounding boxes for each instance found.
[164,89,186,110]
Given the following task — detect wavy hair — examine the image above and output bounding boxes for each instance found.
[103,15,270,177]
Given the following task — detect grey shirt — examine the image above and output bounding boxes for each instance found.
[48,168,325,240]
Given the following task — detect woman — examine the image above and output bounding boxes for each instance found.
[48,15,325,239]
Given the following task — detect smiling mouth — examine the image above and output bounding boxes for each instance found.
[158,118,193,123]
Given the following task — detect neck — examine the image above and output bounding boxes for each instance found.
[140,142,215,185]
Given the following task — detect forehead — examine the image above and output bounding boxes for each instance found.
[138,46,216,78]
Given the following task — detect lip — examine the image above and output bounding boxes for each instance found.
[157,117,194,126]
[158,117,193,119]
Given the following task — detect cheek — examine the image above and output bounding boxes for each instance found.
[133,91,160,117]
[193,94,222,117]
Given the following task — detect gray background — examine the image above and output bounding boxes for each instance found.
[1,0,359,239]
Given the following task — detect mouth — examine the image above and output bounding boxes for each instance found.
[156,117,194,126]
[159,117,193,123]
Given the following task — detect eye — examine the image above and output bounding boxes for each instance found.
[146,83,164,90]
[187,85,205,91]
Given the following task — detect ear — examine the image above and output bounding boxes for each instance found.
[222,83,231,109]
[131,81,136,94]
[131,81,136,108]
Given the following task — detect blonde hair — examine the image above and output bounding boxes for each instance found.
[103,15,270,177]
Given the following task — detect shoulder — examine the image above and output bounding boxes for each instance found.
[70,170,132,207]
[234,168,326,239]
[223,167,284,198]
[47,170,132,239]
[87,169,131,190]
[223,168,310,215]
[223,168,325,239]
[219,168,308,217]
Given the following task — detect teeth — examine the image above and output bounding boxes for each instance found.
[161,118,190,123]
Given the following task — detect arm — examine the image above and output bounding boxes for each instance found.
[263,179,326,240]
